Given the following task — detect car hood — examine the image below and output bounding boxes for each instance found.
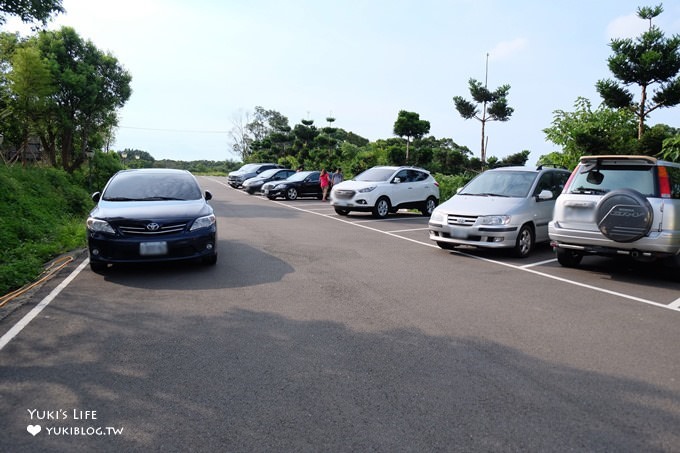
[333,180,383,191]
[437,194,525,215]
[91,199,212,220]
[245,176,267,184]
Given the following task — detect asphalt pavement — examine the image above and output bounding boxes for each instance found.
[1,176,679,452]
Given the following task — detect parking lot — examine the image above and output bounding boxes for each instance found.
[216,177,680,313]
[2,175,679,452]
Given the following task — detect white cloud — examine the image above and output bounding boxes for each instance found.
[488,38,529,61]
[606,14,647,39]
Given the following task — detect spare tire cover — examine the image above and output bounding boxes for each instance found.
[595,189,653,243]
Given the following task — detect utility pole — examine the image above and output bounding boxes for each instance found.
[481,52,490,164]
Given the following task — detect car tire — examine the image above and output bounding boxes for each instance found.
[372,197,391,218]
[285,187,298,200]
[436,241,456,250]
[513,224,534,258]
[335,208,350,216]
[595,189,653,243]
[421,196,438,216]
[245,187,255,195]
[556,248,583,267]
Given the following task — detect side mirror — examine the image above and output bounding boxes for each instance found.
[91,192,101,202]
[205,190,213,201]
[536,189,552,201]
[393,177,401,184]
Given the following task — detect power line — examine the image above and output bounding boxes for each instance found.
[118,125,230,134]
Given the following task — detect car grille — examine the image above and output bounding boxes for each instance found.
[117,222,188,236]
[446,215,477,226]
[333,190,356,199]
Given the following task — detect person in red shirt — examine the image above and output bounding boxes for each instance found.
[320,168,330,201]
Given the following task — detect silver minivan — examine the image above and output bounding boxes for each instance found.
[429,166,571,257]
[549,155,680,267]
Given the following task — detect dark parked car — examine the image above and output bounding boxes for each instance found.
[227,163,283,188]
[262,170,322,200]
[242,168,296,194]
[86,169,217,272]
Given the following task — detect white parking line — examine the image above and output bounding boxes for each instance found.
[521,258,558,268]
[388,227,430,233]
[670,298,680,310]
[353,215,425,223]
[0,258,89,352]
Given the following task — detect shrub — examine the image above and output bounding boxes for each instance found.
[0,166,92,295]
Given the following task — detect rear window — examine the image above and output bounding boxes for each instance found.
[568,165,656,197]
[103,172,202,201]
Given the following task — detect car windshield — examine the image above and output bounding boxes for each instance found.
[103,172,202,201]
[287,171,313,182]
[257,169,279,178]
[355,167,396,182]
[238,163,260,172]
[568,164,656,196]
[460,170,537,198]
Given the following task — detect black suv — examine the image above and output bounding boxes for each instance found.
[227,163,283,188]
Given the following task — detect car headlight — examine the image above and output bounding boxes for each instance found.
[274,183,287,190]
[190,214,216,231]
[430,210,445,223]
[478,215,510,225]
[358,186,376,193]
[87,218,115,234]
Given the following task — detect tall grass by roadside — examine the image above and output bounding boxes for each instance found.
[0,166,93,295]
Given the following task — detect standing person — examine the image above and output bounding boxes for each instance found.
[320,168,330,201]
[332,167,344,186]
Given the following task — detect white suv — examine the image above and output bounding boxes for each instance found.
[549,155,680,267]
[330,166,440,218]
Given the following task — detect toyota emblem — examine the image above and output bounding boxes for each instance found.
[146,222,161,231]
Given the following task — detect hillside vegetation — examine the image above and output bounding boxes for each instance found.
[0,166,92,295]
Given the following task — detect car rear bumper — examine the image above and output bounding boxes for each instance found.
[549,222,680,257]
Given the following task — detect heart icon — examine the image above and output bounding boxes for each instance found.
[27,425,41,436]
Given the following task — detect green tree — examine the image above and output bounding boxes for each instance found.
[0,0,63,26]
[660,135,680,161]
[541,97,638,169]
[33,27,132,171]
[596,4,680,140]
[393,110,430,163]
[6,46,54,163]
[453,78,514,164]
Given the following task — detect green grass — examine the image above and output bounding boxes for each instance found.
[0,166,92,295]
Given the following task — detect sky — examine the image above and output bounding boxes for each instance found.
[4,0,680,164]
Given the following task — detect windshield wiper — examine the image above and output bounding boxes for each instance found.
[461,192,509,197]
[139,196,186,201]
[104,196,186,201]
[571,186,608,195]
[103,197,138,201]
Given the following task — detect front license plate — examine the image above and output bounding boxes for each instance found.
[140,241,168,256]
[450,228,467,239]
